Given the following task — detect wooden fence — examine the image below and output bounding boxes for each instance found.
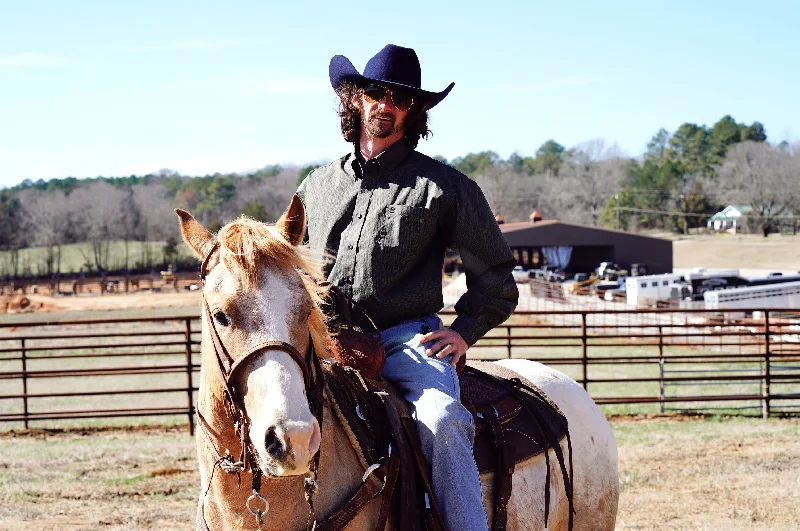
[0,308,798,433]
[0,272,199,296]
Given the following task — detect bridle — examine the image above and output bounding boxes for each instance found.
[196,241,326,530]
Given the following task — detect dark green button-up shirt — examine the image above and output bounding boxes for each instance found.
[296,140,518,346]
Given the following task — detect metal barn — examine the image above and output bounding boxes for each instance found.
[498,220,673,276]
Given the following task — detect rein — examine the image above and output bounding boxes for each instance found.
[196,242,326,530]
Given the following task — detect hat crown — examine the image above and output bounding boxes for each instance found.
[363,44,421,89]
[328,44,453,110]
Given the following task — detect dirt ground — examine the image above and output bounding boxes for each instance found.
[0,417,798,530]
[17,290,201,313]
[0,291,201,323]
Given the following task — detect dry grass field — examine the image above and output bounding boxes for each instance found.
[614,415,800,531]
[0,416,798,530]
[670,232,800,271]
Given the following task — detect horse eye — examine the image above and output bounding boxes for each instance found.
[213,310,231,327]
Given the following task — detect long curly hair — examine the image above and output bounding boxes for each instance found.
[336,81,431,149]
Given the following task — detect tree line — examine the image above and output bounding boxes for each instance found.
[440,115,798,237]
[1,114,798,279]
[0,165,300,278]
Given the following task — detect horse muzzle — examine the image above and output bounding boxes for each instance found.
[256,417,321,476]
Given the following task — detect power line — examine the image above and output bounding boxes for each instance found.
[619,188,727,197]
[618,207,712,218]
[619,206,800,219]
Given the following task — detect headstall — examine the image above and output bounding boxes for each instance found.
[196,241,326,530]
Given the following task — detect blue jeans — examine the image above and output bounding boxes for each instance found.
[381,315,489,531]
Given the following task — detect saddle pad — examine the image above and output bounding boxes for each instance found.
[462,361,568,475]
[322,362,383,480]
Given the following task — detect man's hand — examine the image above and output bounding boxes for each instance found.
[420,328,468,369]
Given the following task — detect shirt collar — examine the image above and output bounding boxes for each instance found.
[344,140,411,180]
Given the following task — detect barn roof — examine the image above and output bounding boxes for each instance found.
[498,220,669,243]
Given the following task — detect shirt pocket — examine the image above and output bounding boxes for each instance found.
[377,205,436,250]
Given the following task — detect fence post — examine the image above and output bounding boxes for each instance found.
[185,319,195,435]
[581,312,588,389]
[763,312,771,419]
[658,326,665,414]
[506,326,512,359]
[21,339,29,430]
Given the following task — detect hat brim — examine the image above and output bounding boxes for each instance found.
[329,55,454,110]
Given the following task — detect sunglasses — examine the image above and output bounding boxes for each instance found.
[362,84,414,111]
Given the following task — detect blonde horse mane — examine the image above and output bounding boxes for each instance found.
[215,216,332,355]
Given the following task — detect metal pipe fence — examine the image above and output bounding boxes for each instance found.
[0,308,798,432]
[0,315,202,432]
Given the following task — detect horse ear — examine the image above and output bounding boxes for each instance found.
[277,194,306,246]
[175,209,217,259]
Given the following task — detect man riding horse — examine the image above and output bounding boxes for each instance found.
[296,44,519,531]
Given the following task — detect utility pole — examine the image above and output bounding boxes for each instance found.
[615,193,620,230]
[681,194,688,235]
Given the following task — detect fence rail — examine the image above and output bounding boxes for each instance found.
[0,308,798,432]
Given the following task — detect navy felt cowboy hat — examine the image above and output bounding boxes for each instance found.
[329,44,454,110]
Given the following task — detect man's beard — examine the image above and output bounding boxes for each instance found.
[364,111,402,139]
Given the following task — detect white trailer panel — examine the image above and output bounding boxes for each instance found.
[626,274,683,306]
[704,281,800,309]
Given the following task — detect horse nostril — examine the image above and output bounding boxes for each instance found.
[265,427,284,459]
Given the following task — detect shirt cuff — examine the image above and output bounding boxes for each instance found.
[448,316,482,347]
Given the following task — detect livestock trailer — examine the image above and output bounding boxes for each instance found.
[704,281,800,310]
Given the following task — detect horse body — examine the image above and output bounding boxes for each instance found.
[492,360,619,531]
[178,198,618,531]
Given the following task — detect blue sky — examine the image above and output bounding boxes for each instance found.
[1,0,798,187]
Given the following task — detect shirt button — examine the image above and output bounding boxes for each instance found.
[347,244,354,250]
[388,207,395,213]
[357,214,363,219]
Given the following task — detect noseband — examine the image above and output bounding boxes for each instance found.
[196,241,325,530]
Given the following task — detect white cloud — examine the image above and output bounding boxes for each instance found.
[0,53,64,67]
[117,40,238,53]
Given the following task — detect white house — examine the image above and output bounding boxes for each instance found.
[707,205,751,233]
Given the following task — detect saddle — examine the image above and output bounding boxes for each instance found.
[322,358,574,531]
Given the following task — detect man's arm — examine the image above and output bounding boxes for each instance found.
[440,177,519,347]
[294,172,312,244]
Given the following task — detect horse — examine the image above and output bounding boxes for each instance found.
[176,196,619,531]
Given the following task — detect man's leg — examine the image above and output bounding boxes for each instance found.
[381,315,489,531]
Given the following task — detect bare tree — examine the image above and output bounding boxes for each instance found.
[713,141,800,237]
[68,182,130,273]
[0,191,25,279]
[475,169,543,222]
[546,153,629,226]
[131,182,175,270]
[18,189,72,279]
[231,167,299,223]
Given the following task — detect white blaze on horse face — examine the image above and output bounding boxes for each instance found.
[205,262,321,476]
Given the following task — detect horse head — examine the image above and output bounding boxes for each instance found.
[177,195,327,478]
